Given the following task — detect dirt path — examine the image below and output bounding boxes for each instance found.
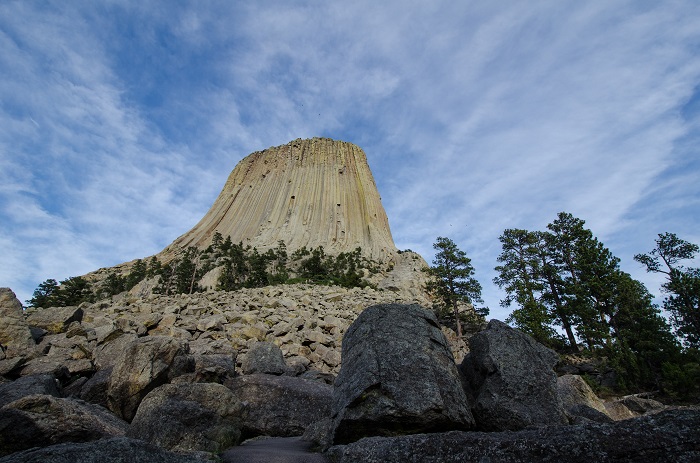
[220,437,329,463]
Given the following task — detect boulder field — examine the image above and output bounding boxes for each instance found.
[1,288,698,462]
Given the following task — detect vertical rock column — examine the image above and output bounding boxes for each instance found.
[165,138,398,261]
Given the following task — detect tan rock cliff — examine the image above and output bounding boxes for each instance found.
[164,138,397,260]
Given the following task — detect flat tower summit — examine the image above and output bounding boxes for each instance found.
[165,137,398,260]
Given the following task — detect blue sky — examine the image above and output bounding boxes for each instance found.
[1,1,699,321]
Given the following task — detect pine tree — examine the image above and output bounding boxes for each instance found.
[424,236,485,338]
[635,233,700,347]
[26,279,60,308]
[495,229,560,347]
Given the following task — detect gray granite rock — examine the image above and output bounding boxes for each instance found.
[460,320,568,431]
[330,304,473,445]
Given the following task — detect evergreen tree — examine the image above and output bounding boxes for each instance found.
[424,236,485,338]
[530,230,580,350]
[605,272,681,390]
[125,259,147,289]
[26,279,60,308]
[147,256,162,278]
[494,229,561,347]
[635,233,700,347]
[101,272,126,297]
[175,247,201,294]
[268,241,289,284]
[55,276,93,306]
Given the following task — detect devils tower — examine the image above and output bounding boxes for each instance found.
[163,137,398,260]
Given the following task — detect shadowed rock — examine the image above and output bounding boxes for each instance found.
[460,319,568,431]
[225,373,332,438]
[0,436,211,463]
[0,374,60,408]
[0,394,127,457]
[330,304,474,445]
[128,382,241,453]
[221,437,329,463]
[326,408,700,463]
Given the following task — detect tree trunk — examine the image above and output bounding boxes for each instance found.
[546,276,579,351]
[453,300,463,338]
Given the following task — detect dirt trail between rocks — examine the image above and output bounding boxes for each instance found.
[221,437,329,463]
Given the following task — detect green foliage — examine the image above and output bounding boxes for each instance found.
[100,272,126,298]
[26,276,93,308]
[495,213,685,394]
[661,349,700,401]
[635,233,700,348]
[26,278,60,308]
[423,236,486,337]
[209,237,375,292]
[154,247,204,295]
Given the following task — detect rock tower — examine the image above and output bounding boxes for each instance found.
[164,138,398,260]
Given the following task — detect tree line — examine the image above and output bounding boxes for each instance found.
[26,233,378,308]
[423,212,698,399]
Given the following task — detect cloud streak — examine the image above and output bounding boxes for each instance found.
[1,1,699,318]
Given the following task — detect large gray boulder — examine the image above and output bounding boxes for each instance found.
[225,373,332,438]
[0,436,211,463]
[187,339,237,383]
[107,336,193,421]
[128,382,241,453]
[325,408,700,463]
[0,374,60,408]
[0,289,34,358]
[241,341,287,375]
[330,304,474,445]
[0,394,128,457]
[460,319,567,431]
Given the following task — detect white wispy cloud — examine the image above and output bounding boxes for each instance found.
[1,0,699,319]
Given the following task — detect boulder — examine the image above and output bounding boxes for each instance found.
[557,374,612,422]
[0,394,128,457]
[460,319,567,431]
[619,394,666,415]
[92,333,138,369]
[326,408,700,463]
[186,339,237,383]
[604,400,637,421]
[127,382,241,453]
[107,336,193,421]
[25,306,83,334]
[0,374,60,407]
[0,358,25,377]
[241,341,287,375]
[16,357,70,381]
[331,304,474,445]
[0,289,35,358]
[79,368,112,408]
[0,436,211,463]
[225,373,332,438]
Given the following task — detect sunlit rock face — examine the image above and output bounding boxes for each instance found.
[165,137,398,261]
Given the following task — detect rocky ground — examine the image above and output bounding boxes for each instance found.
[1,287,698,462]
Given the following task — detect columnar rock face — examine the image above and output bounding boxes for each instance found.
[165,138,398,261]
